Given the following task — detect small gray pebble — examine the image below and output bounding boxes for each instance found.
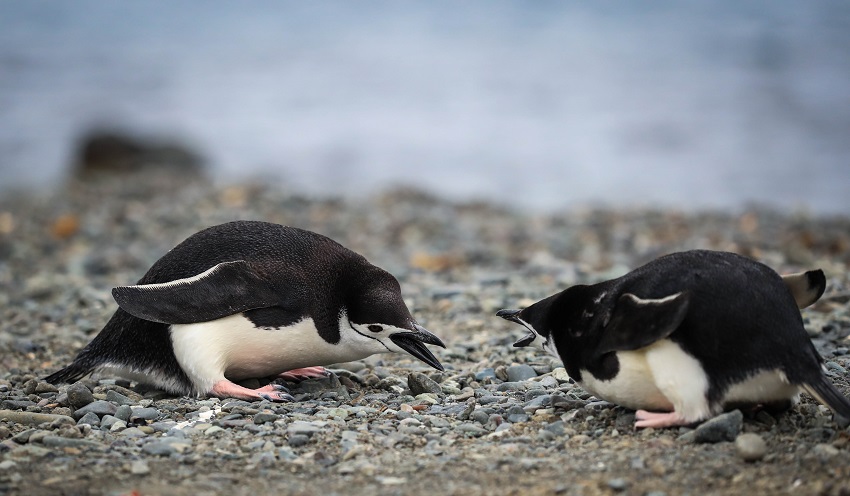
[408,373,442,396]
[76,411,101,427]
[506,364,537,382]
[105,390,134,406]
[129,407,160,422]
[143,442,178,456]
[474,368,496,381]
[100,415,122,430]
[114,405,133,422]
[66,383,94,409]
[253,412,279,424]
[735,433,767,462]
[288,434,311,447]
[692,410,743,443]
[72,400,117,420]
[607,478,628,491]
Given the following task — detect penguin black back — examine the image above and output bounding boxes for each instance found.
[46,221,441,397]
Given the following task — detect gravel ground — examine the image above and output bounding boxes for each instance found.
[1,174,849,496]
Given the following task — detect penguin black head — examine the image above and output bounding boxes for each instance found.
[497,285,603,356]
[344,268,446,371]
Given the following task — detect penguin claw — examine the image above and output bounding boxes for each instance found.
[259,392,295,403]
[276,366,330,381]
[211,379,296,403]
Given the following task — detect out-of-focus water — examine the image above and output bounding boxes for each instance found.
[1,1,849,213]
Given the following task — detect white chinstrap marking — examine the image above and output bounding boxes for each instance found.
[169,311,407,395]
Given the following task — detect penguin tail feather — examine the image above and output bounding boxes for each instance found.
[802,377,850,429]
[43,363,91,385]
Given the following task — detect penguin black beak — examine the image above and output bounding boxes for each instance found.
[390,324,446,371]
[496,308,537,348]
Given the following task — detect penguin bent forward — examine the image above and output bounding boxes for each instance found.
[46,221,445,402]
[498,249,850,429]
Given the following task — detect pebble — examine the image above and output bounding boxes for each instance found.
[143,442,179,456]
[130,407,160,422]
[105,390,134,406]
[735,433,768,461]
[66,383,95,409]
[0,410,76,426]
[408,373,443,396]
[130,460,151,475]
[607,478,628,492]
[506,364,537,382]
[685,410,743,443]
[40,436,104,450]
[253,412,279,424]
[811,443,839,462]
[289,434,311,447]
[112,405,133,423]
[76,411,101,426]
[72,400,117,420]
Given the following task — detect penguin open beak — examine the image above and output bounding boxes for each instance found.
[496,308,537,348]
[390,323,446,371]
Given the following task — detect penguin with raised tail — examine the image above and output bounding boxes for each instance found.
[498,250,850,428]
[46,221,445,402]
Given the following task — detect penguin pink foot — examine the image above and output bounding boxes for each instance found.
[276,366,330,381]
[634,410,689,429]
[212,380,294,402]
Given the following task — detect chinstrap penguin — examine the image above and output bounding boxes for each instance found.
[497,250,850,429]
[46,221,445,401]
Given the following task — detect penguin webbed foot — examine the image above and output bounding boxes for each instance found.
[211,379,295,403]
[275,366,331,382]
[634,409,693,429]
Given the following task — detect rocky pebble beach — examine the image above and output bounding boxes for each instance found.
[1,172,849,495]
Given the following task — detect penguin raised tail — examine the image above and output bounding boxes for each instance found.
[802,375,850,428]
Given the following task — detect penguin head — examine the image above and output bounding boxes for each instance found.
[497,285,602,357]
[344,270,446,371]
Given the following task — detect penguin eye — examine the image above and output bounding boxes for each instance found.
[368,325,383,333]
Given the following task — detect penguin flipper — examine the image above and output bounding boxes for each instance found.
[782,269,826,309]
[113,260,280,324]
[596,291,690,355]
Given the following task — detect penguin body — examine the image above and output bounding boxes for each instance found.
[46,221,445,401]
[498,250,849,428]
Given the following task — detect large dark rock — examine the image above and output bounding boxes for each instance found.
[71,130,205,178]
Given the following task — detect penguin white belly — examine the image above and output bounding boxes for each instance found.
[578,349,674,412]
[722,369,800,404]
[170,314,370,392]
[578,339,714,422]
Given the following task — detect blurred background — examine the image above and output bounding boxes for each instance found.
[1,0,848,214]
